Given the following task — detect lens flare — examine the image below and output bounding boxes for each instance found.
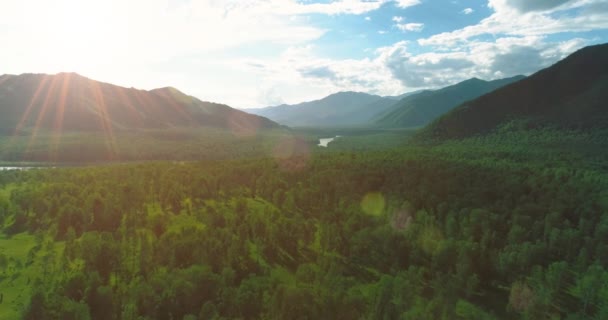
[90,81,117,160]
[391,209,412,231]
[418,225,444,255]
[49,73,73,160]
[158,87,194,124]
[228,110,261,138]
[2,75,51,159]
[124,88,147,127]
[272,135,310,171]
[360,192,385,216]
[26,75,62,157]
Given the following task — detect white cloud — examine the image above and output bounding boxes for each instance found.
[0,0,392,63]
[241,34,589,107]
[420,0,608,46]
[396,22,424,32]
[365,16,372,21]
[0,0,604,108]
[490,0,573,13]
[239,45,405,106]
[0,0,331,70]
[392,16,424,32]
[240,33,591,107]
[462,8,474,14]
[0,0,397,107]
[271,0,390,15]
[218,0,604,105]
[394,0,422,9]
[257,86,285,106]
[380,36,588,88]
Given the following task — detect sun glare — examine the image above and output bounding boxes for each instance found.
[35,0,129,74]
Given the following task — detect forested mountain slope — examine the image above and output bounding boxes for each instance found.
[247,92,397,127]
[422,43,608,139]
[0,73,278,134]
[376,75,525,128]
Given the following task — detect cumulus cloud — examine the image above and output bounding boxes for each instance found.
[238,34,588,107]
[392,16,424,32]
[273,0,390,15]
[257,87,285,106]
[394,0,422,9]
[420,0,608,46]
[0,0,332,73]
[239,45,404,105]
[489,46,548,75]
[1,0,604,108]
[0,0,395,69]
[0,0,402,107]
[239,32,589,106]
[490,0,573,13]
[298,66,338,80]
[230,0,604,105]
[378,42,474,87]
[396,22,424,32]
[378,37,588,87]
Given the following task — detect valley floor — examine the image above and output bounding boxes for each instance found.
[0,127,607,319]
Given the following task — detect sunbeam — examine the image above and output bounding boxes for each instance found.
[14,75,51,135]
[157,88,194,126]
[125,89,147,127]
[1,76,49,161]
[49,73,72,161]
[26,75,62,158]
[90,80,117,160]
[0,75,13,88]
[133,88,161,126]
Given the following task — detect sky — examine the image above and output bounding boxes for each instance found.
[1,0,607,108]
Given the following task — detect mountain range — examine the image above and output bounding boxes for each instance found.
[248,76,524,128]
[375,75,525,128]
[0,72,278,135]
[246,92,397,127]
[1,43,605,145]
[422,43,608,139]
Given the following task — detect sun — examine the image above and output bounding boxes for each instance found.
[35,0,130,74]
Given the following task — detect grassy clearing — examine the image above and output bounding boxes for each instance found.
[0,233,64,319]
[0,233,37,319]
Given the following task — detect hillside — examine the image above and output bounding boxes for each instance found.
[422,43,608,139]
[247,91,397,127]
[376,75,525,128]
[384,89,427,100]
[0,72,278,134]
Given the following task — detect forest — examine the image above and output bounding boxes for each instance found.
[1,124,607,319]
[0,1,606,319]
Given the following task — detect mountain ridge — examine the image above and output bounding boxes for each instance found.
[375,75,526,128]
[0,72,279,134]
[421,43,608,140]
[247,91,397,127]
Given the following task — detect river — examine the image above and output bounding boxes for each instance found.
[318,136,340,147]
[0,167,36,171]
